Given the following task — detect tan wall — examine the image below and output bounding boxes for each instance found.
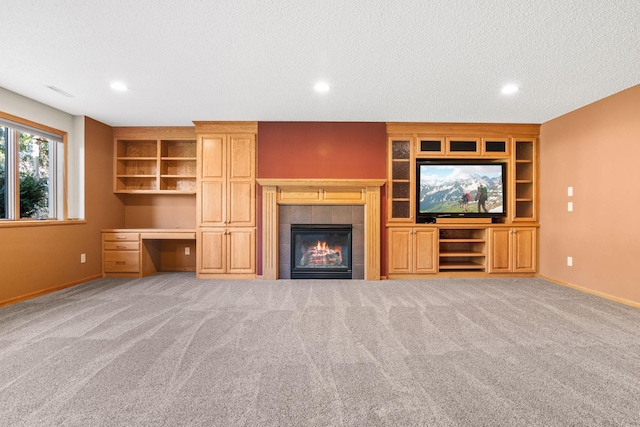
[539,84,640,304]
[122,194,196,229]
[0,117,124,305]
[122,194,197,271]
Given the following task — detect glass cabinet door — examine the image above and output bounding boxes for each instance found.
[388,138,414,221]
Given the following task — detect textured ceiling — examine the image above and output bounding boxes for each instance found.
[1,1,639,127]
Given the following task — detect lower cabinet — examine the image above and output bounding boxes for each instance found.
[488,227,537,273]
[387,227,438,275]
[387,225,537,277]
[198,228,256,277]
[102,232,140,276]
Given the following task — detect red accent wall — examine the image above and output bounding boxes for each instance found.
[257,122,386,178]
[257,122,388,276]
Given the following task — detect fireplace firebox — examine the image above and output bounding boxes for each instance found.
[290,224,353,279]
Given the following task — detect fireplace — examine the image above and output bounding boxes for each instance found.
[290,224,353,279]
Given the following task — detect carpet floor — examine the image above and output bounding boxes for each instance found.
[1,274,639,426]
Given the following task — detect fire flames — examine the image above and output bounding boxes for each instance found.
[300,240,343,266]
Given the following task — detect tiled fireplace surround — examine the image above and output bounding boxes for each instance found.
[257,179,385,280]
[279,205,365,279]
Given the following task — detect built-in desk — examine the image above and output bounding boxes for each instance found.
[102,229,197,277]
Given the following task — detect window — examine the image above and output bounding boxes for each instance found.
[0,114,65,221]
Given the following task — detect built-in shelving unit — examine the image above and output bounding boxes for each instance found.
[514,140,536,220]
[438,228,486,271]
[159,139,197,192]
[113,127,197,194]
[385,122,540,278]
[115,140,158,191]
[388,138,413,221]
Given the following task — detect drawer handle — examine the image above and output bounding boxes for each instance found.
[116,261,126,265]
[116,245,126,249]
[116,236,127,239]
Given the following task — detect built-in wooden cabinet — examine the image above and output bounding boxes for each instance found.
[199,228,256,275]
[415,136,510,158]
[195,122,257,279]
[482,138,510,157]
[488,227,537,273]
[387,224,536,278]
[385,123,539,278]
[387,138,414,222]
[113,127,197,193]
[102,232,140,275]
[387,227,438,275]
[199,133,255,227]
[102,229,197,278]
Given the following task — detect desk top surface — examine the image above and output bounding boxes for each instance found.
[103,229,196,239]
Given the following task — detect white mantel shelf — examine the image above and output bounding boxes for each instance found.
[258,178,386,280]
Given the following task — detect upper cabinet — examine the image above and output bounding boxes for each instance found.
[386,123,540,225]
[198,132,256,227]
[415,136,510,158]
[387,137,414,222]
[113,127,197,194]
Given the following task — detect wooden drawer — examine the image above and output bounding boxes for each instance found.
[104,251,140,273]
[103,232,139,242]
[103,241,139,251]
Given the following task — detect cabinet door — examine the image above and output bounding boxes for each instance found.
[387,139,414,222]
[227,228,256,274]
[201,181,225,224]
[200,135,226,226]
[227,135,256,226]
[228,181,254,226]
[446,138,481,156]
[513,227,537,273]
[201,135,226,179]
[488,227,537,273]
[388,228,413,274]
[414,228,438,273]
[488,228,512,273]
[200,229,226,273]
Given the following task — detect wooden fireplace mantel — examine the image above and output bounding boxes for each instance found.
[257,179,386,280]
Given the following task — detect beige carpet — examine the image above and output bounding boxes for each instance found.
[1,274,639,426]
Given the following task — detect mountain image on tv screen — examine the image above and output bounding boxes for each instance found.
[418,164,504,214]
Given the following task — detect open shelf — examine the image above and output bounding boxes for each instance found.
[114,137,196,193]
[438,228,487,272]
[513,140,536,221]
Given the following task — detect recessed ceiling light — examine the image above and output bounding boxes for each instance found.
[110,81,128,91]
[501,84,519,95]
[314,82,330,92]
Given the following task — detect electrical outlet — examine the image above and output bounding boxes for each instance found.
[185,247,190,255]
[567,256,573,267]
[567,186,573,197]
[80,253,86,263]
[568,202,573,212]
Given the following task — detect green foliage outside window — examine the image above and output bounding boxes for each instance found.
[0,127,51,219]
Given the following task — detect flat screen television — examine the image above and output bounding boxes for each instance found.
[416,160,507,222]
